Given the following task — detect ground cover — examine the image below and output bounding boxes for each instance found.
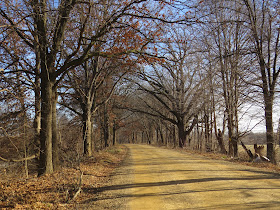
[180,145,280,173]
[0,145,127,209]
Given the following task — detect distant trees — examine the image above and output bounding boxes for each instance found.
[198,0,251,156]
[184,0,280,161]
[121,0,280,163]
[0,67,35,177]
[60,55,130,156]
[128,28,206,148]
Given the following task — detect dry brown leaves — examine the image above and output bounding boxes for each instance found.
[0,145,127,209]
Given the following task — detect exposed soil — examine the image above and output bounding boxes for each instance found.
[92,144,280,209]
[76,146,133,209]
[2,144,280,209]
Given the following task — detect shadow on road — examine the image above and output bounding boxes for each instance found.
[81,145,280,209]
[91,174,280,193]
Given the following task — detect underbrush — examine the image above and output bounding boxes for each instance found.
[0,145,127,209]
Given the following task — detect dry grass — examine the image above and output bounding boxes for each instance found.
[238,145,280,162]
[0,145,127,209]
[179,144,280,174]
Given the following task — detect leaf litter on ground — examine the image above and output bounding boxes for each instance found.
[0,145,127,209]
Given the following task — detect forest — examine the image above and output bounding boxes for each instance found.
[1,0,280,179]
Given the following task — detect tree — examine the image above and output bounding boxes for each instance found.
[130,28,205,147]
[0,67,36,176]
[60,55,133,155]
[197,0,266,156]
[204,0,247,157]
[1,0,193,174]
[241,0,280,163]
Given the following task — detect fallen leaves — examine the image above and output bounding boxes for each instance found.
[0,145,127,209]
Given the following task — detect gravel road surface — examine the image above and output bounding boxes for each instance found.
[86,144,280,209]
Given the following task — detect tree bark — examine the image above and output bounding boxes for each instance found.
[39,77,53,175]
[227,119,233,156]
[112,122,116,145]
[83,107,92,156]
[264,96,275,163]
[217,130,227,154]
[103,104,109,148]
[159,125,164,145]
[52,88,59,171]
[232,136,238,157]
[178,121,186,148]
[33,75,41,169]
[33,49,41,155]
[241,140,253,160]
[204,112,211,152]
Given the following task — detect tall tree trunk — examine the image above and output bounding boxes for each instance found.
[165,124,169,146]
[132,132,135,144]
[156,128,159,144]
[204,112,211,152]
[17,72,29,177]
[242,0,279,163]
[265,96,275,163]
[259,56,276,163]
[34,0,54,176]
[135,131,138,143]
[112,122,116,145]
[159,125,164,145]
[34,53,41,156]
[227,112,234,156]
[83,107,92,156]
[39,76,53,175]
[103,104,109,148]
[217,129,227,154]
[52,88,59,171]
[178,121,186,148]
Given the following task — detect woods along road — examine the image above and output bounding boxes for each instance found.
[84,144,280,209]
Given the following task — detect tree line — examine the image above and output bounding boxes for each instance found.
[116,0,280,162]
[0,0,279,176]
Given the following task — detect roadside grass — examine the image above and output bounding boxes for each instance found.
[0,145,127,209]
[238,145,280,162]
[168,143,280,174]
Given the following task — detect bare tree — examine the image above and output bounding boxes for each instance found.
[209,0,246,157]
[240,0,280,163]
[1,0,193,174]
[0,67,36,177]
[197,0,260,156]
[60,55,131,155]
[130,29,206,147]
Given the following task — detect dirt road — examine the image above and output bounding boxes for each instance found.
[88,144,280,209]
